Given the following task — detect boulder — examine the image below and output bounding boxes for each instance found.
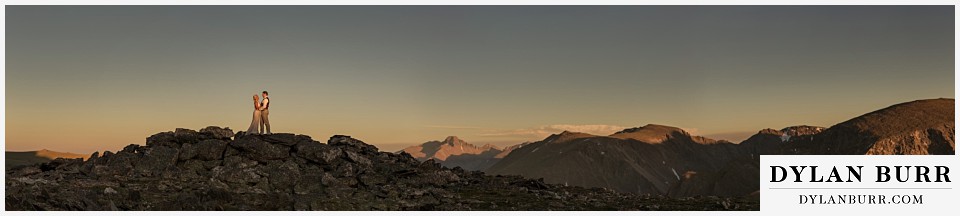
[195,139,228,161]
[229,136,289,162]
[199,126,234,140]
[178,160,207,177]
[266,160,302,192]
[120,144,140,154]
[178,143,199,161]
[263,133,299,146]
[328,135,379,154]
[98,151,136,176]
[294,141,341,164]
[212,165,261,185]
[134,145,179,176]
[344,151,372,167]
[294,166,326,195]
[173,128,201,144]
[146,132,178,148]
[223,155,258,169]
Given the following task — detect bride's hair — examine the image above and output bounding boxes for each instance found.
[253,94,259,100]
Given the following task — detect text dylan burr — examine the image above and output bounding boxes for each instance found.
[770,166,951,182]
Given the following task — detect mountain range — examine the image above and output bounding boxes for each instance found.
[5,98,952,209]
[486,124,757,197]
[402,98,955,197]
[400,136,525,171]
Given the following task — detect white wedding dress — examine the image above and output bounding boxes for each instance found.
[246,102,262,134]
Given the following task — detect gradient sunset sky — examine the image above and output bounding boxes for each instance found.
[5,6,954,154]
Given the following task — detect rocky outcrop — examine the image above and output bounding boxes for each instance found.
[5,126,758,211]
[780,126,825,139]
[739,126,825,155]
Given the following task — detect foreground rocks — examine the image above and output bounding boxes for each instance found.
[5,126,758,211]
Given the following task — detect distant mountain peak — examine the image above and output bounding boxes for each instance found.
[613,124,685,135]
[756,128,782,135]
[748,126,824,139]
[780,125,824,135]
[610,124,690,143]
[544,131,596,143]
[401,136,503,165]
[443,136,464,144]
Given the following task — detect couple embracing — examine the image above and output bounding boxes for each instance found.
[246,91,271,134]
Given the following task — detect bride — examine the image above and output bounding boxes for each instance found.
[246,94,263,134]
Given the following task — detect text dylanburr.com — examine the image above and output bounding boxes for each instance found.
[760,155,958,214]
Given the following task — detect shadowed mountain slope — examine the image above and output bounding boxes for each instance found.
[487,125,755,197]
[6,149,88,170]
[781,98,954,155]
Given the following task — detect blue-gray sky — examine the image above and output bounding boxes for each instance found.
[5,6,954,153]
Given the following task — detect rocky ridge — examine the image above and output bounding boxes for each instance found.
[5,126,757,210]
[781,99,954,155]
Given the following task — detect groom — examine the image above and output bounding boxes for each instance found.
[259,91,271,134]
